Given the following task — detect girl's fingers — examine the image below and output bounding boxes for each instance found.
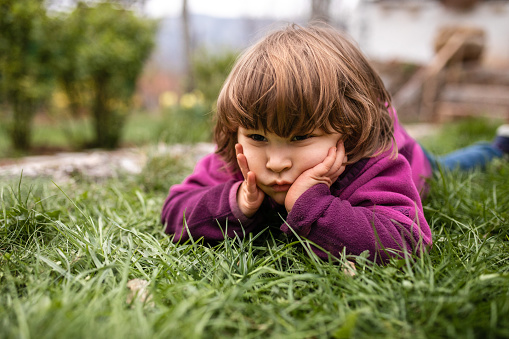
[235,143,250,179]
[313,143,347,185]
[237,154,249,179]
[246,171,258,195]
[337,140,345,156]
[235,143,243,155]
[329,142,347,178]
[332,142,347,170]
[238,171,264,217]
[317,146,337,174]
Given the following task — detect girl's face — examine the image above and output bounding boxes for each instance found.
[237,127,342,205]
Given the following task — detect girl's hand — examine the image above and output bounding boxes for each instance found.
[285,141,347,212]
[235,143,265,218]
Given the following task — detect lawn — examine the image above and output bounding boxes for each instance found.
[1,118,508,338]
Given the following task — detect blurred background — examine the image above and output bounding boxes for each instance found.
[1,0,508,158]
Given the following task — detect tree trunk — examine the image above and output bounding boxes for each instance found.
[311,0,332,23]
[182,0,194,92]
[11,97,35,151]
[92,77,122,149]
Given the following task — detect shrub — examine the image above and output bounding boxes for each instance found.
[52,2,156,149]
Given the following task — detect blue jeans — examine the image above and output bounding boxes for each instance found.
[422,142,504,172]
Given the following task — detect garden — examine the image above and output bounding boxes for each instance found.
[1,1,509,338]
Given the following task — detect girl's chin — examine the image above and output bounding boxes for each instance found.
[268,192,287,206]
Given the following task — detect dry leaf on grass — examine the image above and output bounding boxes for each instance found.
[126,278,153,306]
[343,261,356,276]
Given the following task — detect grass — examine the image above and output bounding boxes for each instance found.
[1,118,509,338]
[418,117,503,155]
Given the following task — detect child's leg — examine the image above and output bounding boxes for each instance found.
[434,142,502,171]
[423,124,509,172]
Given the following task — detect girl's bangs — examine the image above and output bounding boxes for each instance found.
[228,52,333,137]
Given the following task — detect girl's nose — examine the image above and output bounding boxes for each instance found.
[266,148,292,173]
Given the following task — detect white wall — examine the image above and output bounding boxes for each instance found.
[348,0,509,67]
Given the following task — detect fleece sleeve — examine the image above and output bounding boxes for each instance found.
[161,154,262,242]
[280,155,432,263]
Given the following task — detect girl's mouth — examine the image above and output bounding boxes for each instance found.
[272,184,291,192]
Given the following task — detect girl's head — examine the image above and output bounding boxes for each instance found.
[215,24,394,169]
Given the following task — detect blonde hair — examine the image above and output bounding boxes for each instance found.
[215,24,394,169]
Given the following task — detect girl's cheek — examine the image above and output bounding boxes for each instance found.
[297,151,324,171]
[312,145,332,163]
[240,145,252,159]
[307,142,335,166]
[241,146,260,167]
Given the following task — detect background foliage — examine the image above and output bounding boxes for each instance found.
[192,49,238,106]
[0,0,156,152]
[0,0,54,151]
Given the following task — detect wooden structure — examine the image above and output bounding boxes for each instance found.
[393,26,509,123]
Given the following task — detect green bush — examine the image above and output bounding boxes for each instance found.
[192,49,238,106]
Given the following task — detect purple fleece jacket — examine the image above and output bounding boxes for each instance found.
[161,115,433,263]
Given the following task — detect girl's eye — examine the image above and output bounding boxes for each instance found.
[292,135,311,141]
[249,134,267,142]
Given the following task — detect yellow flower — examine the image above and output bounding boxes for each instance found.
[53,91,69,109]
[159,91,178,108]
[180,90,205,109]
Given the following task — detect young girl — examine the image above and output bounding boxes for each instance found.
[161,25,509,264]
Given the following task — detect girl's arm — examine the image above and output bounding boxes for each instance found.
[281,154,432,263]
[161,153,262,242]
